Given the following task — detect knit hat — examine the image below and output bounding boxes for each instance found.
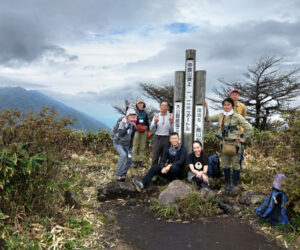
[273,173,287,190]
[126,108,137,116]
[136,98,146,108]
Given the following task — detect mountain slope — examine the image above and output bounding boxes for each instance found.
[0,87,110,131]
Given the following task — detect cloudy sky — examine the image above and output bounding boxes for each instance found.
[1,0,300,127]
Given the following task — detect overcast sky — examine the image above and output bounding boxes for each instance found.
[0,0,300,127]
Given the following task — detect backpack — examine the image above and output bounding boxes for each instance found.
[254,188,296,233]
[207,154,221,178]
[112,117,123,141]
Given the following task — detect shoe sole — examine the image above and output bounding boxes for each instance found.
[132,179,142,192]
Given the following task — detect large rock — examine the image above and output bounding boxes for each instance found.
[97,181,137,201]
[250,195,266,205]
[158,180,192,206]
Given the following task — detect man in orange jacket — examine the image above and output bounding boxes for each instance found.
[229,89,247,171]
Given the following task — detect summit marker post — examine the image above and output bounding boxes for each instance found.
[174,49,206,154]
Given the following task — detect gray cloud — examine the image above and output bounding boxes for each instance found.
[76,83,142,105]
[0,10,78,66]
[123,18,300,98]
[0,76,47,89]
[0,0,179,66]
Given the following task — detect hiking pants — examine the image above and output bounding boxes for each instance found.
[220,145,241,170]
[132,131,147,162]
[113,142,132,176]
[142,164,181,186]
[152,135,170,165]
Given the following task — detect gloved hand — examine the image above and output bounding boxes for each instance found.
[147,131,151,138]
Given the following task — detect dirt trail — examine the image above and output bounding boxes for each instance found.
[115,204,281,250]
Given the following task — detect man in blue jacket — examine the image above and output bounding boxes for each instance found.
[132,132,186,191]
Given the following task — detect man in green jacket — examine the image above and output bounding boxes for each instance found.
[205,98,253,190]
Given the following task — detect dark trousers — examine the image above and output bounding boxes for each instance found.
[142,164,181,186]
[152,135,170,165]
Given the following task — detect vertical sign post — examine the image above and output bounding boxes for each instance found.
[174,50,206,154]
[174,71,185,139]
[194,70,206,144]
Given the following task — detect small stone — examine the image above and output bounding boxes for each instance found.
[232,205,241,213]
[239,190,254,205]
[230,186,241,197]
[197,188,215,200]
[104,212,116,223]
[64,190,81,209]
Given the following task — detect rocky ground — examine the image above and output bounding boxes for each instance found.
[58,151,298,249]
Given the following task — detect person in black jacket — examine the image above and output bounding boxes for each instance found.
[132,132,186,191]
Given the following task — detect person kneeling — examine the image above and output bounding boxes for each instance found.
[187,140,209,189]
[132,132,186,191]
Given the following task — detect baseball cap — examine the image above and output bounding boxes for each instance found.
[126,108,137,116]
[230,89,239,95]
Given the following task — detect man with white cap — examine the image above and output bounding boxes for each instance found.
[113,108,137,181]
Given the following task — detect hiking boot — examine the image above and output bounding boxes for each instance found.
[218,201,229,213]
[116,175,126,182]
[232,170,240,187]
[224,168,231,191]
[201,182,210,189]
[132,178,144,192]
[132,161,138,168]
[239,160,244,172]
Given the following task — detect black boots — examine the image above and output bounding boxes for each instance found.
[224,168,231,191]
[192,176,209,189]
[232,169,240,188]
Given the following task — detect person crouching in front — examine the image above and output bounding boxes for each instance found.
[132,132,186,191]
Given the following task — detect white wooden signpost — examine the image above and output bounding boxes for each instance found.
[174,50,206,154]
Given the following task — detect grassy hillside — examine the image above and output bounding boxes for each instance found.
[0,108,298,248]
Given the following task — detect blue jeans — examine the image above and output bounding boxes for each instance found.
[113,142,132,176]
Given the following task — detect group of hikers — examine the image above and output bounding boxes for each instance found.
[111,91,298,233]
[112,89,253,192]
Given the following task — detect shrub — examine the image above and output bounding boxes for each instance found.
[79,129,112,154]
[247,110,300,213]
[0,107,82,159]
[0,144,60,217]
[204,131,219,156]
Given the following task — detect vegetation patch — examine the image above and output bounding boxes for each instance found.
[150,192,219,220]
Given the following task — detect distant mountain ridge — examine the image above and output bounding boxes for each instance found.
[0,87,110,132]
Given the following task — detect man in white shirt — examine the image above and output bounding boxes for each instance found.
[150,101,174,165]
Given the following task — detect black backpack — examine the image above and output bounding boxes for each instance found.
[112,117,123,141]
[208,154,222,178]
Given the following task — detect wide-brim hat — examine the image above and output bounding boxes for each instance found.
[136,98,146,108]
